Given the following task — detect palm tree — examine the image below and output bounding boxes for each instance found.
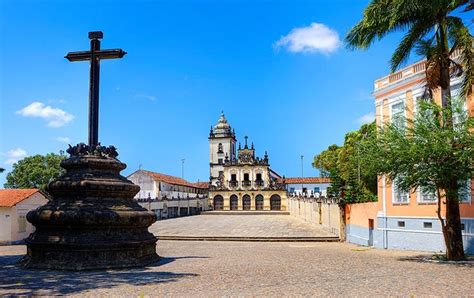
[346,0,473,261]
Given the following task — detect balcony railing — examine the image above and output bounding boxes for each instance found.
[255,180,264,187]
[229,180,238,187]
[242,181,251,187]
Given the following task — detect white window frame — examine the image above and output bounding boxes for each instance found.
[459,180,472,204]
[389,97,406,129]
[392,178,409,204]
[452,87,468,127]
[417,187,437,204]
[411,88,425,115]
[18,215,27,233]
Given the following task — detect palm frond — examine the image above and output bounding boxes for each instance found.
[345,0,393,49]
[390,21,433,72]
[447,16,474,97]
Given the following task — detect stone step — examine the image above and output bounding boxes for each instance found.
[201,211,290,215]
[157,236,340,242]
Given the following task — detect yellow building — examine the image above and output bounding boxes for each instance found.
[208,113,287,211]
[343,51,474,253]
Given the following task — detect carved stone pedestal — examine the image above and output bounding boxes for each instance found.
[21,144,159,270]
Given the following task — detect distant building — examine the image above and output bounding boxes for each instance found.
[0,189,48,245]
[284,177,331,197]
[209,113,287,211]
[127,169,209,219]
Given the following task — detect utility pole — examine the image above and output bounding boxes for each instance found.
[181,158,185,179]
[301,155,304,196]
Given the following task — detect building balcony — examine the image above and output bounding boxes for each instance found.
[255,180,264,187]
[242,180,251,187]
[229,180,238,188]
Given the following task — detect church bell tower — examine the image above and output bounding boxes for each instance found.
[209,112,236,186]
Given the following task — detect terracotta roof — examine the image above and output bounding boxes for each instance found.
[0,189,41,207]
[141,170,208,189]
[282,177,331,184]
[192,182,210,189]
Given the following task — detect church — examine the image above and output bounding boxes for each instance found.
[208,113,287,211]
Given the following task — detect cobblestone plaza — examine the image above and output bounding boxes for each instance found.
[1,215,473,296]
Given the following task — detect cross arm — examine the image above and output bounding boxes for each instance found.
[65,49,127,62]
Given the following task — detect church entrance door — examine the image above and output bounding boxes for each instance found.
[243,195,251,210]
[255,195,264,210]
[213,195,223,211]
[270,195,281,211]
[230,195,238,210]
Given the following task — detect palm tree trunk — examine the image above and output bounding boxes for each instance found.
[437,21,465,260]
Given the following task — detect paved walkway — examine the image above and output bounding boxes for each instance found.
[150,214,334,238]
[0,241,472,296]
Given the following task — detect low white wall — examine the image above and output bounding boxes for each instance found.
[288,195,342,237]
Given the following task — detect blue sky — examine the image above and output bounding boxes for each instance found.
[0,0,431,184]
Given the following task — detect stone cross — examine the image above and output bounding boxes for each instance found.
[65,31,126,146]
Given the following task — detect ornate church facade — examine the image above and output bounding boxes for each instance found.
[208,113,287,211]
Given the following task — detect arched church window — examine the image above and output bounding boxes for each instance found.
[218,143,223,153]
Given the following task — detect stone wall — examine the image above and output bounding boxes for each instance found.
[288,195,342,237]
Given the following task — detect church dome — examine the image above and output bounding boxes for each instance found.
[215,112,230,130]
[212,112,233,137]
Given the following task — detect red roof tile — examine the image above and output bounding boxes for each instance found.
[282,177,331,184]
[141,170,209,189]
[192,182,210,189]
[0,189,41,207]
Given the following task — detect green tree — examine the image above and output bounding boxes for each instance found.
[4,152,66,191]
[313,122,378,203]
[346,0,474,260]
[362,100,473,260]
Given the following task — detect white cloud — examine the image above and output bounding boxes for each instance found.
[56,136,71,144]
[134,94,157,101]
[4,148,27,165]
[17,101,74,127]
[274,23,341,54]
[357,112,376,125]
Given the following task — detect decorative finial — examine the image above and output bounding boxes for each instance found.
[238,142,242,150]
[251,142,254,150]
[244,136,248,149]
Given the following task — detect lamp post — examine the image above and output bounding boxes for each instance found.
[300,155,304,196]
[181,158,185,179]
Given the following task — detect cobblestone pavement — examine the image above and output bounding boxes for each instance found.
[150,214,334,237]
[0,241,472,296]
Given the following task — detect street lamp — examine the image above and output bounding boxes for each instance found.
[181,158,185,179]
[300,155,304,196]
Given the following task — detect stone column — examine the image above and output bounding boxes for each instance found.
[264,195,270,211]
[281,193,287,211]
[251,195,256,210]
[223,195,230,210]
[238,194,243,210]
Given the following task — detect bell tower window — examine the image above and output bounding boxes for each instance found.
[218,143,223,153]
